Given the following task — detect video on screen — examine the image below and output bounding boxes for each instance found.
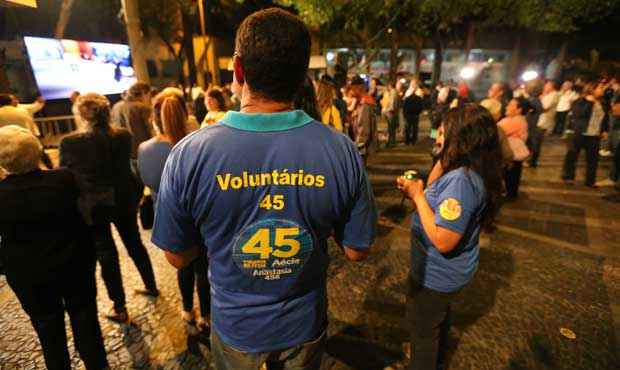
[24,36,137,100]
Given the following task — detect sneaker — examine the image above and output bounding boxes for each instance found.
[181,310,195,323]
[134,288,160,298]
[599,149,612,157]
[106,307,129,324]
[595,178,616,187]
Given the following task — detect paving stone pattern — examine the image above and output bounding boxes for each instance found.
[1,126,618,369]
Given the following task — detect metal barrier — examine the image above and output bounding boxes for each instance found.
[34,115,76,147]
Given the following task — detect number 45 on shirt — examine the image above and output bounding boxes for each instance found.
[260,194,285,210]
[242,228,300,259]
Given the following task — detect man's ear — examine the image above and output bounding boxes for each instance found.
[233,56,244,85]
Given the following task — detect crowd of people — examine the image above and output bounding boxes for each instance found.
[0,6,619,370]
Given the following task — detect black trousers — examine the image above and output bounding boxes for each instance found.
[91,206,158,311]
[178,255,211,317]
[554,111,568,135]
[407,276,455,370]
[405,115,420,145]
[562,134,600,186]
[504,161,524,198]
[529,127,546,167]
[7,260,108,370]
[387,113,399,146]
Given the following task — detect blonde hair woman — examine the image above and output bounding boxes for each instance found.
[316,78,344,132]
[138,96,211,330]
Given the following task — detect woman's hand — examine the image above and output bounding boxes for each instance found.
[397,176,425,201]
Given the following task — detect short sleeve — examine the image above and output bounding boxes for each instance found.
[151,150,201,253]
[334,152,378,250]
[434,175,479,235]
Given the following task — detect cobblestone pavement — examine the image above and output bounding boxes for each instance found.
[1,123,619,369]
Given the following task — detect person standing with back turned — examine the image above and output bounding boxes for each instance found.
[151,8,377,370]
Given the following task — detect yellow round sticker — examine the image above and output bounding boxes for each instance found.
[439,198,462,221]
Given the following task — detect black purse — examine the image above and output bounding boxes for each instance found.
[139,194,154,230]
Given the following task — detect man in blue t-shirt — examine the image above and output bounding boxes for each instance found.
[151,8,377,370]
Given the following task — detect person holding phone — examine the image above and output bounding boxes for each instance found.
[397,104,503,370]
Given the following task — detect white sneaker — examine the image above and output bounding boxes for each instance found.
[595,178,616,187]
[599,149,612,157]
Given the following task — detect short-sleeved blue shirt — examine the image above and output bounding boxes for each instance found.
[411,167,485,293]
[152,110,376,352]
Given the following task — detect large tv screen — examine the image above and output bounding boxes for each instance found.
[24,36,137,100]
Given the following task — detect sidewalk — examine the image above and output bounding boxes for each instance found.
[0,123,618,369]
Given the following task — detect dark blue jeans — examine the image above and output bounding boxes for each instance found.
[210,329,326,370]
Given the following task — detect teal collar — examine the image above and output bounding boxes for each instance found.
[221,110,314,132]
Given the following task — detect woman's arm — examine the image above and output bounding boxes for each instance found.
[397,177,464,254]
[413,191,463,254]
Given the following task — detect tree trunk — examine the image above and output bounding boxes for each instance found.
[432,31,443,84]
[121,0,150,83]
[414,36,423,77]
[556,39,568,78]
[0,48,10,93]
[509,32,522,81]
[181,9,197,87]
[463,21,475,64]
[55,0,76,39]
[163,41,185,88]
[389,29,400,83]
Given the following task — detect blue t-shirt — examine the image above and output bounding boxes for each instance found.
[411,167,485,293]
[137,138,172,202]
[152,110,377,352]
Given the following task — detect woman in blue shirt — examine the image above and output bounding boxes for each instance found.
[397,104,503,370]
[138,94,211,330]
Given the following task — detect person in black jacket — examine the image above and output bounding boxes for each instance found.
[60,93,159,323]
[0,125,108,370]
[562,83,609,187]
[523,79,544,168]
[402,88,425,145]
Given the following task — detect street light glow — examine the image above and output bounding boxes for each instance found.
[521,70,539,81]
[460,66,476,80]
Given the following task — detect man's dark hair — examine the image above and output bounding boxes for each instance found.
[207,89,227,111]
[235,8,311,103]
[512,97,528,113]
[128,82,151,100]
[0,94,12,107]
[349,75,366,87]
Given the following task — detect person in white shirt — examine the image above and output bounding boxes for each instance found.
[13,95,45,117]
[481,82,507,122]
[554,81,579,135]
[529,80,559,167]
[0,94,54,168]
[0,94,41,136]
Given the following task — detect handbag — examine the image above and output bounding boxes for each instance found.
[139,194,154,230]
[507,136,530,161]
